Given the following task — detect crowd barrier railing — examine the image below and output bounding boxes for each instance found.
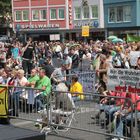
[0,85,50,125]
[1,73,139,140]
[39,90,135,140]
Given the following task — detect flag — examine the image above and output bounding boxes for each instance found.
[127,34,140,42]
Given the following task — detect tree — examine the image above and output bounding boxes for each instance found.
[0,0,12,25]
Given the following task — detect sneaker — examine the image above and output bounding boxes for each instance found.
[112,138,118,140]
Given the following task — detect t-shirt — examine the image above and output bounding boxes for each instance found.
[28,75,39,83]
[36,76,51,96]
[62,56,72,65]
[70,82,84,100]
[22,44,34,60]
[18,77,28,86]
[11,47,19,59]
[52,68,66,82]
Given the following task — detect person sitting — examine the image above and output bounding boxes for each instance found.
[26,68,39,112]
[35,68,51,111]
[70,75,84,101]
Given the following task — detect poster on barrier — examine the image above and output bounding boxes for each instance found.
[107,68,140,93]
[80,60,91,71]
[71,70,96,92]
[0,86,8,118]
[130,51,140,66]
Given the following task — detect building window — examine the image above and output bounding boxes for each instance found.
[32,10,39,21]
[22,10,29,21]
[74,7,81,20]
[15,11,22,21]
[50,9,57,20]
[117,6,123,22]
[109,8,115,22]
[40,10,46,20]
[123,6,131,22]
[108,6,131,23]
[58,8,64,19]
[83,6,89,19]
[91,5,98,18]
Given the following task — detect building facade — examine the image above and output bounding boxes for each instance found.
[104,0,140,38]
[12,0,105,41]
[12,0,72,42]
[71,0,105,41]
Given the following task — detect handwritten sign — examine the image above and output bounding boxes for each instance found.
[107,68,140,93]
[71,71,96,92]
[80,60,91,71]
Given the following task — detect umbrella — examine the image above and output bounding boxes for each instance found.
[108,35,118,40]
[112,38,124,43]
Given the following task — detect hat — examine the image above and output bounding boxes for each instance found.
[15,66,19,70]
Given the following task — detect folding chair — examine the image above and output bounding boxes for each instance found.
[41,91,76,134]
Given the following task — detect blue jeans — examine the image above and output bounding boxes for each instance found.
[105,105,120,123]
[35,94,46,111]
[114,116,124,137]
[12,91,23,116]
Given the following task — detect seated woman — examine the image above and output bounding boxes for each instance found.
[70,75,84,101]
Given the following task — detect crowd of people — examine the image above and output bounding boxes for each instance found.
[0,37,140,138]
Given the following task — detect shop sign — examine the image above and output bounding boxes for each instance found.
[82,26,89,37]
[74,20,99,28]
[16,24,60,30]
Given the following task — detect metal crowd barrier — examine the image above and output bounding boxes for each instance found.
[39,90,136,140]
[1,73,139,140]
[7,85,50,123]
[134,100,140,140]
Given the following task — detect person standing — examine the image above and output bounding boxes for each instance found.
[0,43,6,69]
[22,37,35,75]
[62,53,72,75]
[43,56,55,78]
[135,57,140,70]
[70,47,79,71]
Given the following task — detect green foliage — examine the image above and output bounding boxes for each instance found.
[0,0,11,17]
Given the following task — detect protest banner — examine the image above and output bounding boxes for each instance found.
[130,51,140,66]
[0,86,8,118]
[107,68,140,93]
[71,70,96,92]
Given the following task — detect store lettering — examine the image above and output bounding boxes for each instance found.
[21,24,60,29]
[74,22,93,27]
